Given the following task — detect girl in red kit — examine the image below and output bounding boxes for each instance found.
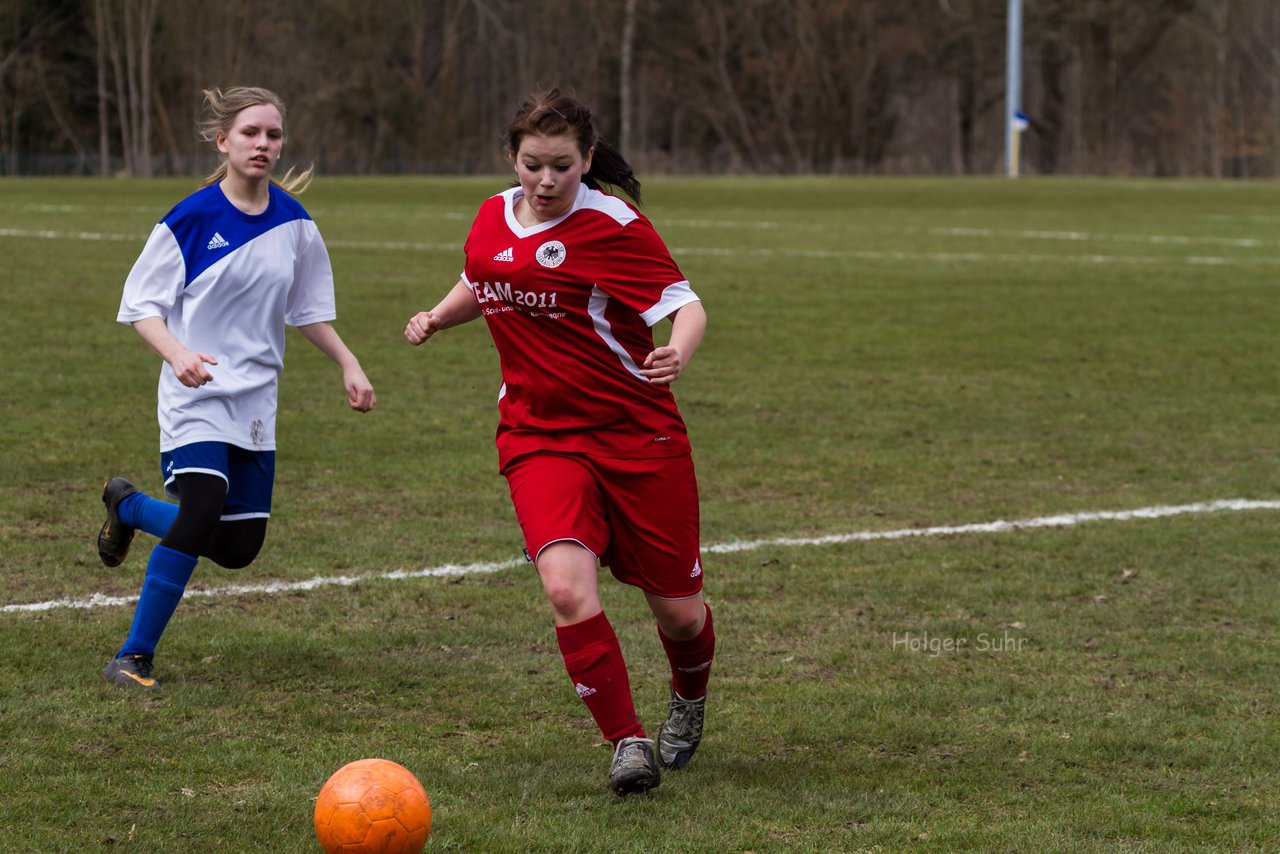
[405,88,715,796]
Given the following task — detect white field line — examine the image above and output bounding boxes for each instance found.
[3,559,526,615]
[0,225,1274,267]
[671,246,1268,266]
[7,498,1280,615]
[0,227,139,242]
[919,226,1278,249]
[703,498,1280,553]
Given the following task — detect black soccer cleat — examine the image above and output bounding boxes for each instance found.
[97,477,138,567]
[608,736,661,796]
[657,687,706,770]
[103,654,158,690]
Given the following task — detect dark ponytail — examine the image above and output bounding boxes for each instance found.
[585,138,641,205]
[506,87,642,205]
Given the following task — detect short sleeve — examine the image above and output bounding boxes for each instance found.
[598,218,699,327]
[461,197,493,287]
[285,220,337,327]
[117,223,185,324]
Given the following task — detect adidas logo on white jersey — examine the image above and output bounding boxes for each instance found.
[574,682,597,698]
[207,232,230,250]
[493,246,514,262]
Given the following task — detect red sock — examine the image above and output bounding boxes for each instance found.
[555,611,644,744]
[659,604,716,699]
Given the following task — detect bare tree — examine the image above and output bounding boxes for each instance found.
[95,0,160,175]
[0,0,79,174]
[3,0,1278,178]
[94,0,109,175]
[619,0,637,156]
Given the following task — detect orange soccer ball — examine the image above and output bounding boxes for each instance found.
[314,758,432,854]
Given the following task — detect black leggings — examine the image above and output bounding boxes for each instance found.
[158,473,268,569]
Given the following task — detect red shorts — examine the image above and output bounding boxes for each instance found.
[503,451,704,599]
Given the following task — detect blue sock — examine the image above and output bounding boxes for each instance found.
[119,492,179,539]
[118,545,198,658]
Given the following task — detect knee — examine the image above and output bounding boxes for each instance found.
[541,577,594,622]
[160,509,222,557]
[536,543,599,623]
[660,612,704,641]
[210,544,260,570]
[205,522,266,569]
[656,601,707,641]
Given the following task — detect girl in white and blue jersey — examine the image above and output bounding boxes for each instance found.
[98,87,376,690]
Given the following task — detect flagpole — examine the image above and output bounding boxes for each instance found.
[1005,0,1023,177]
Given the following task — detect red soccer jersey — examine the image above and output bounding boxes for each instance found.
[462,184,700,470]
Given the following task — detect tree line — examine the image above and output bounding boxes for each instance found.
[2,0,1276,178]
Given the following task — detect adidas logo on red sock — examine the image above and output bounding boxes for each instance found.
[575,682,597,698]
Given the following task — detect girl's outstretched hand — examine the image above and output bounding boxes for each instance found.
[344,366,376,412]
[405,311,441,346]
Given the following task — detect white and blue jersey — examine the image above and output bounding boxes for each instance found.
[118,183,337,453]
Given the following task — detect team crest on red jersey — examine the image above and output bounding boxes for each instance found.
[535,240,567,268]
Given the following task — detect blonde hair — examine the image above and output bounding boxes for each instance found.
[198,87,314,194]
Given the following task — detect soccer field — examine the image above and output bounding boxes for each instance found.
[3,175,1279,851]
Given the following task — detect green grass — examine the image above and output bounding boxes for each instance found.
[3,175,1280,851]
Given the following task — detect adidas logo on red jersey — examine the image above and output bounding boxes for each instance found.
[493,246,514,262]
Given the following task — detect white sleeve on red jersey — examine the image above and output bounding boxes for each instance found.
[599,217,700,327]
